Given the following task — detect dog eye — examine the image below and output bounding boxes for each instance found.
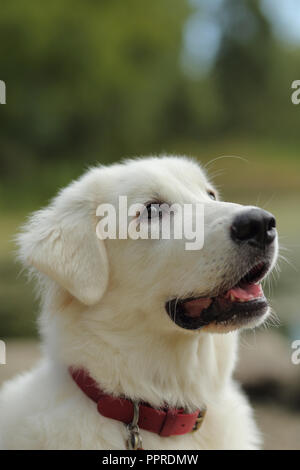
[207,190,216,200]
[145,203,161,219]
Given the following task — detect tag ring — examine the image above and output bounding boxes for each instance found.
[126,401,143,450]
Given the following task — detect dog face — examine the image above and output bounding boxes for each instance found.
[18,156,278,336]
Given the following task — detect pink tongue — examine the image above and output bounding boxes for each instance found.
[225,283,263,301]
[183,283,263,318]
[183,298,212,318]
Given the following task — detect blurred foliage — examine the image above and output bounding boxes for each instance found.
[0,0,300,337]
[0,0,300,196]
[0,0,190,183]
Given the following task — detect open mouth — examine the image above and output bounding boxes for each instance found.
[165,261,270,331]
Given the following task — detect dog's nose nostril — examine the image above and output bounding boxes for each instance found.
[231,209,276,249]
[268,216,276,230]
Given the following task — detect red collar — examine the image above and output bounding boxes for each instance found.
[69,367,206,437]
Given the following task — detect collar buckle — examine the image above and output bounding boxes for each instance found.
[191,407,207,432]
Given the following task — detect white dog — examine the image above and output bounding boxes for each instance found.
[0,156,278,450]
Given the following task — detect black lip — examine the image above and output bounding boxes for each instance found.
[165,260,272,331]
[165,296,268,330]
[238,261,269,285]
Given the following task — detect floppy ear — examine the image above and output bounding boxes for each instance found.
[17,201,109,306]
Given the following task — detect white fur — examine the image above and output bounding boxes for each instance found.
[0,156,278,449]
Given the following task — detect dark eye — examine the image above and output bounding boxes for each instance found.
[207,190,216,200]
[145,202,161,219]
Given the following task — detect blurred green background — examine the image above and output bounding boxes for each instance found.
[0,0,300,448]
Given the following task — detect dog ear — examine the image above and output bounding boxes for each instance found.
[17,199,109,306]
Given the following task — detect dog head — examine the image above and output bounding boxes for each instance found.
[17,156,278,336]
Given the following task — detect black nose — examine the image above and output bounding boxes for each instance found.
[231,208,276,249]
